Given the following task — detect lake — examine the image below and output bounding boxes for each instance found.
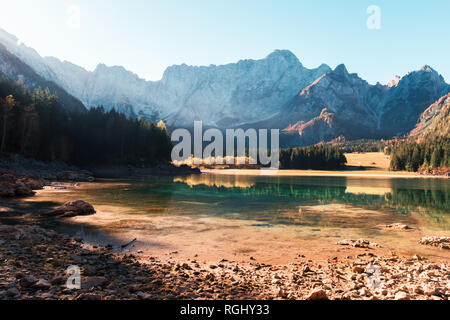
[23,173,450,264]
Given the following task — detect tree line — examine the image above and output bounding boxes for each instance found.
[280,145,347,170]
[0,77,172,166]
[327,137,394,153]
[390,137,449,172]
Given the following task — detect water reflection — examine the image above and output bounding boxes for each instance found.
[170,174,449,229]
[174,175,255,189]
[10,173,448,262]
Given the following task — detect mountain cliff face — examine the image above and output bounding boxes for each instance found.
[0,28,448,147]
[277,64,449,146]
[380,66,450,136]
[159,51,331,127]
[0,29,330,126]
[409,93,450,139]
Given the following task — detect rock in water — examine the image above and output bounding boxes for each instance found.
[51,200,96,218]
[337,239,371,248]
[382,223,412,231]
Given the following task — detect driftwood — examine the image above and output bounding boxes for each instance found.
[121,238,137,249]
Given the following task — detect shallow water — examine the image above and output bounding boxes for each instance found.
[16,174,450,263]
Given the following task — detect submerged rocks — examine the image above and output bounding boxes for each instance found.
[337,239,377,248]
[381,223,412,231]
[50,200,96,218]
[419,236,450,250]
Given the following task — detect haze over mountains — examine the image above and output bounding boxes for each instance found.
[0,28,448,147]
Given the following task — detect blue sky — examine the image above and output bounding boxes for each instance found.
[1,0,449,84]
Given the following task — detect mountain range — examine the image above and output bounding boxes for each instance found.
[0,28,448,147]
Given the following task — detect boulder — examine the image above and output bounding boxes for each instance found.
[51,200,96,218]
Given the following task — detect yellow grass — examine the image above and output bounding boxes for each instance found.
[345,152,391,170]
[203,153,448,179]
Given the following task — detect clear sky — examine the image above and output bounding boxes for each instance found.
[0,0,449,84]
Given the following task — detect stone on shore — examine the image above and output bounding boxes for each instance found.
[1,224,450,301]
[6,287,20,297]
[77,293,102,300]
[82,276,108,289]
[306,288,328,300]
[419,236,450,250]
[51,200,96,218]
[19,276,38,288]
[395,292,410,300]
[33,279,51,290]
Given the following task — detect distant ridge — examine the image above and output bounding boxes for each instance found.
[0,42,85,113]
[0,27,449,147]
[410,93,450,140]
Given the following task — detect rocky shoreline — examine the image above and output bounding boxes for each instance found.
[1,155,449,301]
[0,155,95,198]
[0,224,449,300]
[88,164,200,178]
[1,155,201,198]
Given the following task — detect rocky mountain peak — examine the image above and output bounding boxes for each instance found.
[0,28,18,45]
[1,27,448,146]
[334,64,349,75]
[420,64,435,73]
[388,75,401,88]
[265,49,302,66]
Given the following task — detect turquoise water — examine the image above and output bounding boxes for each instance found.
[8,173,448,262]
[73,174,449,230]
